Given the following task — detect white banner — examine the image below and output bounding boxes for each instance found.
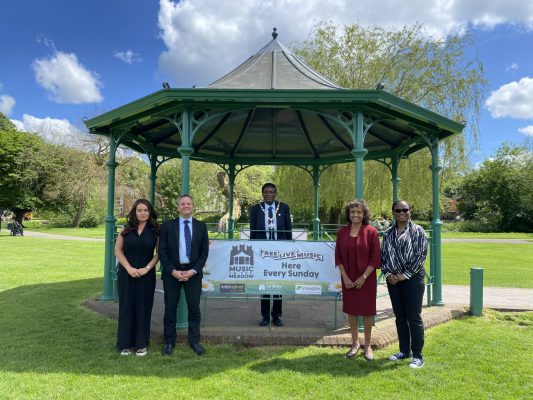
[202,240,341,295]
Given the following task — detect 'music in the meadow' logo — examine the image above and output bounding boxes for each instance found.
[228,244,254,278]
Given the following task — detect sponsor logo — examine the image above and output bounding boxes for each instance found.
[220,283,246,293]
[258,284,283,294]
[295,285,322,295]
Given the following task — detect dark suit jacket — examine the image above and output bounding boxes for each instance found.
[159,217,209,278]
[250,201,292,240]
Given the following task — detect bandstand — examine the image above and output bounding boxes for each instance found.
[85,29,464,320]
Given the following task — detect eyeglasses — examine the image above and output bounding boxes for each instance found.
[394,208,410,213]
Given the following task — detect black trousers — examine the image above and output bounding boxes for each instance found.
[261,295,282,319]
[162,274,201,346]
[387,273,425,359]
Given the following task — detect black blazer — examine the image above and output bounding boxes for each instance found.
[250,201,292,240]
[159,218,209,278]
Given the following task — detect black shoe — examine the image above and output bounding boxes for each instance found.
[272,318,284,327]
[190,343,204,356]
[162,344,174,356]
[259,318,270,326]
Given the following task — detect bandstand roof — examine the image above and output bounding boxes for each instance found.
[85,30,464,165]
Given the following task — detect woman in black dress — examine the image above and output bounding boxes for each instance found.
[115,199,159,356]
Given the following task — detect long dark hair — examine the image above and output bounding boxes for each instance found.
[121,199,159,236]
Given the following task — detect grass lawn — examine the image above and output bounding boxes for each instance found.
[439,242,533,288]
[0,236,532,399]
[22,222,106,239]
[442,232,533,240]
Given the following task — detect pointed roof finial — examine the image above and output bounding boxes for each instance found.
[272,27,278,40]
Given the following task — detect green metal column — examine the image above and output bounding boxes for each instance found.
[430,135,444,306]
[102,134,118,300]
[228,164,236,239]
[352,111,367,199]
[391,155,400,203]
[312,165,320,240]
[149,154,157,206]
[176,110,193,329]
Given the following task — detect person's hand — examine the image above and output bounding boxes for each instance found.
[354,275,366,289]
[176,270,190,281]
[171,270,182,280]
[127,267,141,278]
[395,273,407,282]
[386,275,398,285]
[342,274,354,289]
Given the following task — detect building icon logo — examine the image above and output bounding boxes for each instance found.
[229,244,254,266]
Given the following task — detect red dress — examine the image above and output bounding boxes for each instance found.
[335,224,381,316]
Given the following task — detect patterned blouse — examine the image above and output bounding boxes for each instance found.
[381,220,428,279]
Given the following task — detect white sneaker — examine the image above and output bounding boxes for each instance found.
[409,357,425,368]
[136,348,147,356]
[120,348,131,356]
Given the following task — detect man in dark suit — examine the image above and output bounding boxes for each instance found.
[250,183,292,326]
[159,194,209,356]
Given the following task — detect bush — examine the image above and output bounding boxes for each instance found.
[49,213,75,228]
[411,220,431,230]
[80,211,101,228]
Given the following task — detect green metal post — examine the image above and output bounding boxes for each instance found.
[176,110,193,329]
[312,165,320,240]
[102,135,118,300]
[352,111,367,199]
[391,155,400,203]
[430,136,444,306]
[149,154,157,206]
[470,267,484,316]
[228,164,235,239]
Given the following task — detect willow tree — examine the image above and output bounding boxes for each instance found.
[276,22,487,221]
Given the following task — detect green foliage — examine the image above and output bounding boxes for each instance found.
[0,112,16,131]
[276,152,435,223]
[0,129,53,211]
[457,143,533,232]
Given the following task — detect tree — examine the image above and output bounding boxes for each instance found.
[0,112,16,131]
[0,128,55,223]
[275,22,487,221]
[457,143,533,232]
[40,144,107,227]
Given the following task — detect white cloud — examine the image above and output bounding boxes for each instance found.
[518,125,533,136]
[114,50,142,64]
[505,62,519,73]
[32,51,103,104]
[485,77,533,119]
[157,0,533,86]
[12,113,86,145]
[0,94,15,116]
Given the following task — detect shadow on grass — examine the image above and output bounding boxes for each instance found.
[2,278,395,379]
[249,353,402,376]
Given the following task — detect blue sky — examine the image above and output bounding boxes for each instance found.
[1,0,532,164]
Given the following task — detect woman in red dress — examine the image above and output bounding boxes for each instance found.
[335,199,381,360]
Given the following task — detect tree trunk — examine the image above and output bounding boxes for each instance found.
[71,198,87,228]
[13,208,30,227]
[216,171,241,232]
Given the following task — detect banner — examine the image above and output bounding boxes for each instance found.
[202,240,341,296]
